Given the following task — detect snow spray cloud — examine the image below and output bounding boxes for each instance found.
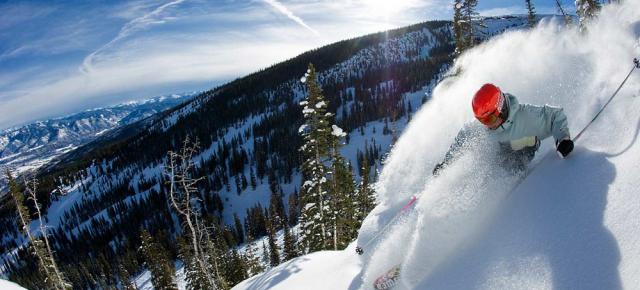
[357,1,640,289]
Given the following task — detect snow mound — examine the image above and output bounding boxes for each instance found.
[234,2,640,290]
[234,245,362,290]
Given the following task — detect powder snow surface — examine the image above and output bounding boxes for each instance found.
[0,279,27,290]
[233,2,640,290]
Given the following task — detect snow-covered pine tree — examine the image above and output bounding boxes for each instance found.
[140,229,178,290]
[525,0,537,28]
[328,125,357,250]
[299,63,334,253]
[575,0,601,28]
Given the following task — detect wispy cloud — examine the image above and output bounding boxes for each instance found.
[478,6,526,17]
[1,0,451,129]
[261,0,319,36]
[0,2,56,30]
[80,0,185,74]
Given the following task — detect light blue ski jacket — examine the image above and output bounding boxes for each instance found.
[441,93,570,165]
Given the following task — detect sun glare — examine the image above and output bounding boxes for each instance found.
[362,0,410,20]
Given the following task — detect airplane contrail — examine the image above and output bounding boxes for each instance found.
[262,0,320,36]
[80,0,185,74]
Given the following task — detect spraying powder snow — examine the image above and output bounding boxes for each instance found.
[357,2,640,289]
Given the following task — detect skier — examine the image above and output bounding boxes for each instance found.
[433,83,574,175]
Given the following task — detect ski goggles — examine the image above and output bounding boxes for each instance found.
[476,111,502,128]
[476,93,508,129]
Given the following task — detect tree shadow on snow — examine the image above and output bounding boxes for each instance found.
[420,147,622,290]
[240,256,307,289]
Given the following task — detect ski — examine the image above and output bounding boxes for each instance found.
[373,264,401,290]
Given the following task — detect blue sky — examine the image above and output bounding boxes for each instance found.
[0,0,573,129]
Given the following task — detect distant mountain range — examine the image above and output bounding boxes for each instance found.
[0,93,195,189]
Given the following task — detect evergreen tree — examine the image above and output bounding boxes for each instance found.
[244,234,265,276]
[525,0,537,28]
[223,249,248,286]
[266,216,281,267]
[140,229,177,290]
[453,0,465,54]
[178,236,208,290]
[200,218,229,290]
[268,177,286,229]
[453,0,483,54]
[299,63,334,252]
[575,0,601,28]
[336,158,358,249]
[355,155,376,229]
[282,222,298,262]
[249,167,257,190]
[117,262,136,290]
[461,0,482,49]
[287,190,299,227]
[234,213,245,245]
[329,127,357,250]
[261,241,270,266]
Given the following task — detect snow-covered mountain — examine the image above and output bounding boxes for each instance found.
[0,93,194,189]
[234,2,640,290]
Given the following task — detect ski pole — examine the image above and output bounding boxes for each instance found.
[573,57,640,141]
[511,57,640,192]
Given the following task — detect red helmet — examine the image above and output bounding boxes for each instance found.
[472,83,508,129]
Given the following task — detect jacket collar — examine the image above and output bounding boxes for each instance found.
[494,93,519,132]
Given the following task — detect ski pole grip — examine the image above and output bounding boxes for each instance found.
[635,58,640,69]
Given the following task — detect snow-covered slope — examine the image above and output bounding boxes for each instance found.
[0,279,26,290]
[234,2,640,290]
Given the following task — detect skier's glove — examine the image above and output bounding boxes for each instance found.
[432,162,445,176]
[556,138,574,158]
